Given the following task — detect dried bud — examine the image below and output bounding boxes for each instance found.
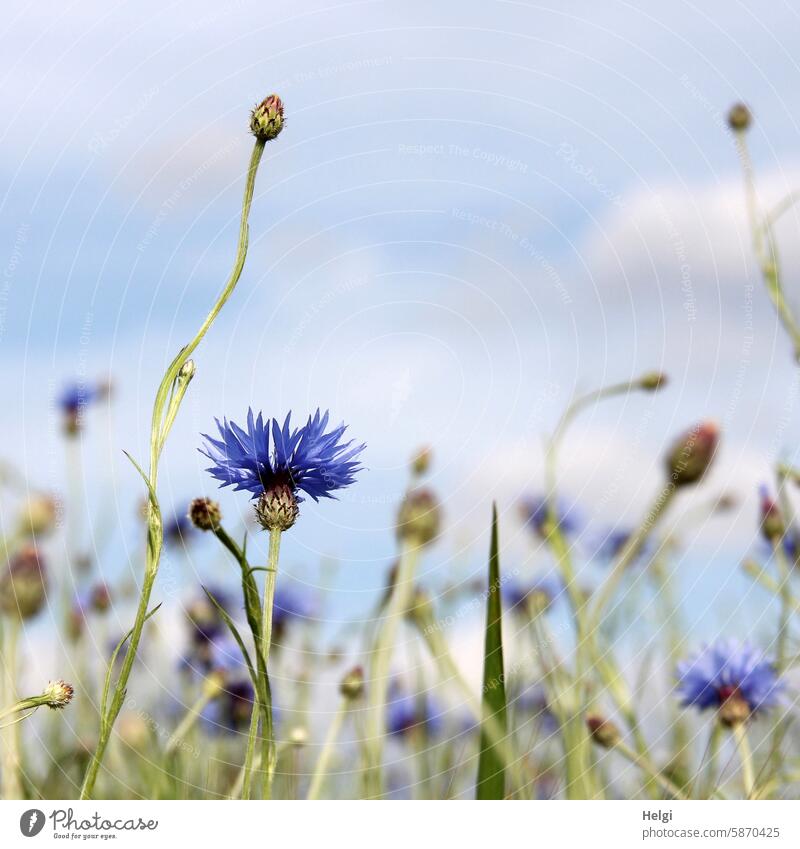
[0,546,47,619]
[397,488,441,547]
[43,680,74,710]
[728,102,752,133]
[255,483,298,532]
[17,494,58,537]
[250,94,284,141]
[410,446,432,477]
[639,371,668,392]
[586,714,622,748]
[189,497,222,532]
[665,420,719,487]
[340,665,365,701]
[759,486,785,544]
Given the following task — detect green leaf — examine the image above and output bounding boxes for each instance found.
[476,503,507,799]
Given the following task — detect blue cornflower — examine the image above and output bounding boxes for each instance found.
[676,639,783,726]
[200,408,364,531]
[386,681,444,739]
[521,494,580,539]
[503,573,563,615]
[58,382,98,414]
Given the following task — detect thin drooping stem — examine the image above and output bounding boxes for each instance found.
[612,738,688,800]
[363,544,420,798]
[306,697,348,800]
[80,136,267,800]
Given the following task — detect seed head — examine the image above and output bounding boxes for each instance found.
[728,102,752,133]
[43,680,74,710]
[255,483,299,532]
[250,94,284,141]
[189,497,222,532]
[665,420,719,487]
[397,488,441,547]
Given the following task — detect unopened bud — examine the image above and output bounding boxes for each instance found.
[759,486,785,544]
[288,726,308,747]
[340,666,365,700]
[397,488,441,546]
[90,582,112,614]
[727,102,752,133]
[178,359,196,382]
[255,483,299,532]
[410,446,432,477]
[250,94,284,141]
[17,494,58,537]
[718,689,750,728]
[586,714,622,748]
[0,546,47,620]
[639,371,668,392]
[189,497,222,532]
[665,420,719,487]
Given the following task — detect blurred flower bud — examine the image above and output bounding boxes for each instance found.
[407,588,436,628]
[288,726,308,747]
[639,371,668,392]
[410,446,432,477]
[43,680,74,710]
[250,94,284,141]
[728,102,752,132]
[759,485,785,544]
[17,494,58,537]
[340,665,365,701]
[255,483,298,532]
[665,421,719,487]
[189,497,222,532]
[178,359,196,382]
[397,488,441,547]
[90,582,112,614]
[585,714,621,748]
[118,712,151,750]
[0,546,47,619]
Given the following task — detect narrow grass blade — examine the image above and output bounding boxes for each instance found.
[476,503,508,799]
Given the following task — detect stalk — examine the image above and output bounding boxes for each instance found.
[306,697,348,800]
[363,544,420,797]
[80,136,267,799]
[733,723,755,799]
[0,617,21,799]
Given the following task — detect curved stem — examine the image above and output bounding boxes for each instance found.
[80,137,267,800]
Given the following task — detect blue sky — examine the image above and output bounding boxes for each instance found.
[3,0,800,644]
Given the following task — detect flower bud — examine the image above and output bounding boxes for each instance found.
[250,94,284,141]
[759,485,785,544]
[90,582,112,614]
[410,446,432,477]
[179,359,196,382]
[0,546,47,619]
[397,488,441,547]
[728,102,752,132]
[585,714,622,748]
[639,371,668,392]
[188,497,222,532]
[665,420,719,487]
[255,483,298,531]
[17,494,58,537]
[43,680,74,709]
[288,725,308,747]
[340,665,365,701]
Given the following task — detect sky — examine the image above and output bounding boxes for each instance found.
[3,0,800,659]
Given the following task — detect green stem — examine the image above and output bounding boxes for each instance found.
[257,528,281,799]
[80,136,267,800]
[0,617,21,799]
[772,540,792,675]
[613,738,688,800]
[733,723,755,799]
[306,697,348,800]
[700,720,722,800]
[363,543,420,798]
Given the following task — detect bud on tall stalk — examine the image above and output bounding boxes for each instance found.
[665,421,719,487]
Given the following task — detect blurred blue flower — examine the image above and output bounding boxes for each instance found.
[676,639,783,718]
[521,494,580,539]
[164,510,196,547]
[200,408,365,502]
[387,682,444,739]
[503,573,563,613]
[58,382,99,414]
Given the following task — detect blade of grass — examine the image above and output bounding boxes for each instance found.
[476,503,507,799]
